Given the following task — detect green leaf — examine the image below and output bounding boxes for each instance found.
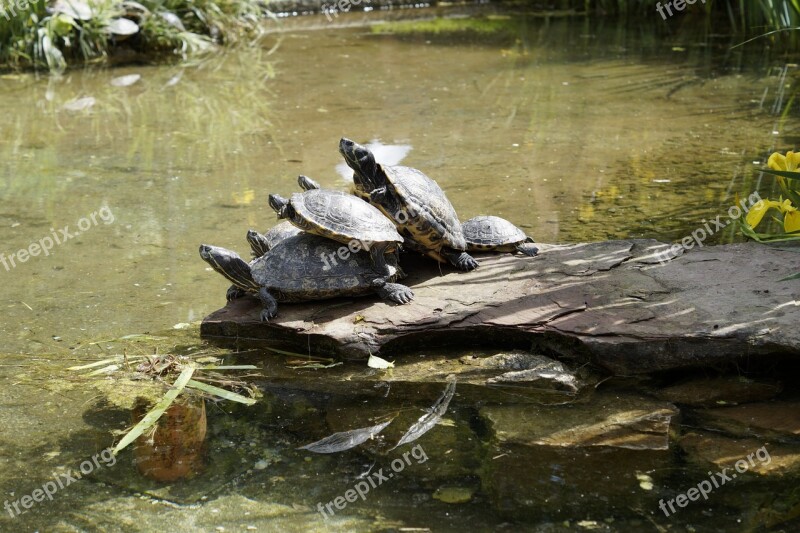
[779,272,800,281]
[185,379,257,405]
[761,168,800,182]
[112,366,195,455]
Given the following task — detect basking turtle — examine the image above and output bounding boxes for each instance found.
[268,189,403,282]
[244,175,340,258]
[247,222,302,258]
[462,216,538,256]
[339,137,477,271]
[297,174,321,191]
[199,234,413,321]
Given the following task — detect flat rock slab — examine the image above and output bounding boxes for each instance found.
[201,239,800,374]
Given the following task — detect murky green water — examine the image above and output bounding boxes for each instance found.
[1,6,797,532]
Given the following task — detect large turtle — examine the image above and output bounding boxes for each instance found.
[462,216,539,256]
[339,137,477,271]
[199,234,413,321]
[268,189,403,282]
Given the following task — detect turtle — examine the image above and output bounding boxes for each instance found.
[297,174,321,191]
[199,233,413,321]
[246,222,302,258]
[339,137,478,271]
[246,175,320,257]
[462,216,539,256]
[268,189,403,283]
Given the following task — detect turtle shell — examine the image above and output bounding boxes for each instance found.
[289,190,402,249]
[263,221,302,249]
[381,165,467,253]
[462,216,528,251]
[250,234,386,301]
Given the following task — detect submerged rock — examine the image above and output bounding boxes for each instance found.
[480,392,679,450]
[693,401,800,439]
[202,240,800,375]
[679,431,800,478]
[655,376,782,407]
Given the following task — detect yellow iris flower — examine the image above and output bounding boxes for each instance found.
[744,151,800,234]
[746,198,800,233]
[767,150,800,173]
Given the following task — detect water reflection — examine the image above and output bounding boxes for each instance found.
[133,397,207,482]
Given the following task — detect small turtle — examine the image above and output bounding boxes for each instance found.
[339,138,477,271]
[246,222,302,258]
[297,174,321,191]
[199,234,413,321]
[245,175,346,258]
[268,189,403,283]
[462,216,538,256]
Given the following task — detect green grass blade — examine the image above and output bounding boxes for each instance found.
[112,366,195,455]
[68,357,124,371]
[185,379,257,405]
[761,168,800,182]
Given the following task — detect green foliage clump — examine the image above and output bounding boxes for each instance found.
[0,0,272,71]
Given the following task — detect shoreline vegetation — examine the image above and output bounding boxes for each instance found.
[1,0,800,72]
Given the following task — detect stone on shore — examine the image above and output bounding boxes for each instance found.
[201,240,800,375]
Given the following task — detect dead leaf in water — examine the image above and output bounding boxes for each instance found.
[298,419,394,454]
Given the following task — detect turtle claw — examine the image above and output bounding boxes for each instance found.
[259,287,279,321]
[517,243,539,257]
[454,252,479,271]
[376,282,414,304]
[227,285,247,301]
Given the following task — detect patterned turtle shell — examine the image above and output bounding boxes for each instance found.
[289,189,402,250]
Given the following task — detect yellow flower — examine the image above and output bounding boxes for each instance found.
[781,200,800,232]
[746,197,800,232]
[768,151,800,172]
[746,199,782,228]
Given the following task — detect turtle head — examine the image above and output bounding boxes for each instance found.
[297,175,321,191]
[339,137,379,190]
[268,194,290,219]
[199,244,257,292]
[246,229,271,257]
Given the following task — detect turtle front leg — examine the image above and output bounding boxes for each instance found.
[371,278,414,305]
[441,248,479,271]
[368,243,394,282]
[516,243,539,257]
[227,285,248,301]
[258,287,279,321]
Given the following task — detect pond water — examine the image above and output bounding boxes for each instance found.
[0,5,796,532]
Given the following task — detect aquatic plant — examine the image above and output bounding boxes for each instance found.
[69,351,258,455]
[738,150,800,242]
[0,0,271,72]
